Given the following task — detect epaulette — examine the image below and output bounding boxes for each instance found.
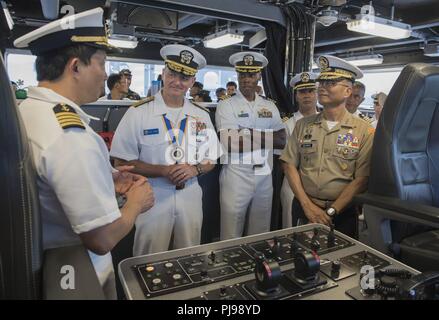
[221,93,235,100]
[191,100,210,113]
[53,103,85,130]
[282,116,290,123]
[131,96,154,108]
[359,113,373,124]
[260,95,277,104]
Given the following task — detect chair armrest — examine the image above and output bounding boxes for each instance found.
[354,193,439,228]
[43,245,105,300]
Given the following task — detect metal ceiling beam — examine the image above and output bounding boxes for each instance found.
[114,0,286,27]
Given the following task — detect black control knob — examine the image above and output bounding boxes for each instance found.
[294,251,320,283]
[219,285,227,297]
[270,237,281,256]
[327,223,335,247]
[331,260,341,278]
[254,252,282,295]
[209,251,216,261]
[313,227,319,237]
[291,233,299,255]
[200,269,208,278]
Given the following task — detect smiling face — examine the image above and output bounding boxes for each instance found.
[162,67,195,99]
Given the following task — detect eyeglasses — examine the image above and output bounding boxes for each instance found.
[317,80,350,88]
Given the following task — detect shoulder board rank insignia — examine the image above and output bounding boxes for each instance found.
[191,101,210,113]
[53,103,85,130]
[359,113,373,123]
[132,96,154,108]
[261,96,277,104]
[282,116,290,123]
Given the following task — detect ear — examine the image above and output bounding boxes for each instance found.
[189,76,196,87]
[344,86,352,99]
[66,57,80,77]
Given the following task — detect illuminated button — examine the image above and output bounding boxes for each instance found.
[165,262,174,268]
[152,278,162,285]
[173,274,182,280]
[146,265,154,272]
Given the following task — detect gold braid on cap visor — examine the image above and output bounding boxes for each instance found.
[235,65,263,73]
[70,35,116,48]
[317,69,355,80]
[165,60,197,76]
[294,83,317,90]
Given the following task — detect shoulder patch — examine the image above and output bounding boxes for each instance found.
[191,100,210,113]
[132,96,154,108]
[53,103,85,130]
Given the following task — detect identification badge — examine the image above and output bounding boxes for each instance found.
[144,128,159,135]
[238,112,249,118]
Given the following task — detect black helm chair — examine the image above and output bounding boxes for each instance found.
[356,63,439,271]
[0,55,104,299]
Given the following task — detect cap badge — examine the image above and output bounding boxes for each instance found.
[319,56,330,70]
[180,50,194,65]
[301,73,310,83]
[243,55,254,66]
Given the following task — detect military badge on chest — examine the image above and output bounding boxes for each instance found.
[257,107,273,118]
[191,119,208,142]
[300,126,314,148]
[336,129,360,160]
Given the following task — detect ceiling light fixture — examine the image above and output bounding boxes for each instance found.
[108,35,138,49]
[344,53,384,66]
[203,28,244,49]
[346,4,411,40]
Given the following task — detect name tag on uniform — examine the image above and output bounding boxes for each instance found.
[238,113,249,118]
[301,142,313,148]
[143,128,159,135]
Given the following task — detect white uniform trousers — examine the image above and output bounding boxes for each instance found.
[220,164,273,240]
[133,178,203,256]
[280,176,294,228]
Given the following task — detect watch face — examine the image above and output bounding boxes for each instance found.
[327,208,336,216]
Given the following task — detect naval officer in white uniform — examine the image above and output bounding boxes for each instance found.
[110,45,222,255]
[14,8,155,299]
[216,52,286,240]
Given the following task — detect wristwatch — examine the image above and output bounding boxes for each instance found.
[326,207,337,217]
[195,164,204,176]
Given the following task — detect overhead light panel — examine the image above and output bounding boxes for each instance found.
[1,1,14,30]
[108,35,138,49]
[344,54,383,66]
[203,29,244,49]
[346,5,411,40]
